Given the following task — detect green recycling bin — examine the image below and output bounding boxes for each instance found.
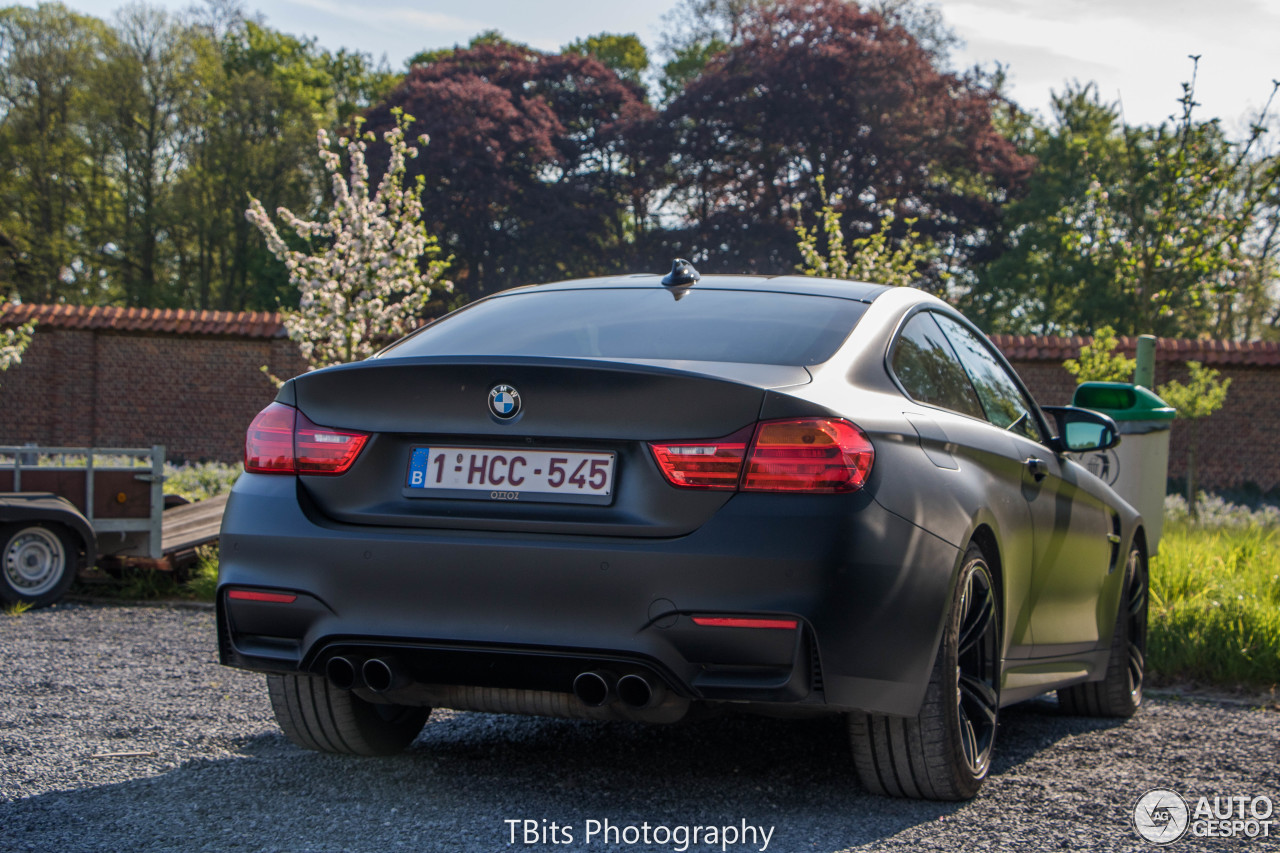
[1071,381,1177,555]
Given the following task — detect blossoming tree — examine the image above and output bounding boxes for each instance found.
[0,316,36,384]
[246,108,450,370]
[794,177,936,288]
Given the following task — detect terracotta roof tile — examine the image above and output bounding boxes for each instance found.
[0,303,288,339]
[989,333,1280,366]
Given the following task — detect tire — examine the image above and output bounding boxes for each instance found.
[266,673,430,756]
[1058,544,1147,717]
[849,543,1001,800]
[0,523,79,608]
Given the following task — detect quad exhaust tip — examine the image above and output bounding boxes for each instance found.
[573,670,666,710]
[572,671,617,707]
[617,674,663,709]
[325,656,358,690]
[326,655,405,693]
[331,657,668,707]
[362,657,402,693]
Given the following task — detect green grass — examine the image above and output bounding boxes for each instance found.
[163,461,242,503]
[1149,508,1280,689]
[74,545,220,603]
[4,600,34,617]
[184,545,220,600]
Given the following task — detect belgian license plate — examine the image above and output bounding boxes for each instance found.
[404,447,616,505]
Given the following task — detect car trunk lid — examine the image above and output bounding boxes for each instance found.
[290,357,810,537]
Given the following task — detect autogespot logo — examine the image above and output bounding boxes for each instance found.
[1134,789,1277,844]
[1134,790,1190,845]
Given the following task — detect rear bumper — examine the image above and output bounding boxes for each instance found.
[217,473,961,717]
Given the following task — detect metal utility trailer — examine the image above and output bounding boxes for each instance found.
[0,445,166,607]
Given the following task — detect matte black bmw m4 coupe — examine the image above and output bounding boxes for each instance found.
[218,264,1149,800]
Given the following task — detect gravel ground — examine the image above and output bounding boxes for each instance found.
[1,603,1277,853]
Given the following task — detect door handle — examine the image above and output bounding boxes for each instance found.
[1025,457,1048,482]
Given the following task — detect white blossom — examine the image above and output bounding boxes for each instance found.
[246,108,451,369]
[0,317,36,378]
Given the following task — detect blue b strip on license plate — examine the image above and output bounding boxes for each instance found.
[407,447,432,488]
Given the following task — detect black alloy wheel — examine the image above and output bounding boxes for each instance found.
[850,543,1001,800]
[1123,546,1148,704]
[1058,543,1148,718]
[955,555,1000,779]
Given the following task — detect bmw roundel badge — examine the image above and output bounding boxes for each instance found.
[488,384,521,420]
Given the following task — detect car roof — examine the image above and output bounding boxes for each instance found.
[495,273,894,304]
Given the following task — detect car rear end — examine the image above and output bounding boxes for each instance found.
[217,278,959,723]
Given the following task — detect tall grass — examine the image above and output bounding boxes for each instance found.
[163,461,241,502]
[185,545,220,600]
[1149,497,1280,688]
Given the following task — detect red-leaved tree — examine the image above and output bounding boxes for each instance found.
[653,0,1030,284]
[363,42,652,300]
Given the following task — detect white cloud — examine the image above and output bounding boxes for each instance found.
[941,0,1280,126]
[281,0,484,37]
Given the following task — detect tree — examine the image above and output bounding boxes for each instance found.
[866,0,959,66]
[563,33,649,90]
[655,0,761,101]
[0,3,112,303]
[652,0,1029,282]
[246,109,450,369]
[317,47,398,131]
[406,28,517,67]
[95,2,201,307]
[0,2,384,312]
[973,70,1280,339]
[364,41,651,300]
[1062,326,1136,383]
[0,315,34,380]
[794,177,934,286]
[172,14,349,311]
[1158,363,1231,519]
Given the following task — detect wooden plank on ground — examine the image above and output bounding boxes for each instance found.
[161,492,229,556]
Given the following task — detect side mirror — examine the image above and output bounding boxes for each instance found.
[1042,405,1119,453]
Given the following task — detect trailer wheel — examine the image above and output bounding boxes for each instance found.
[0,523,78,608]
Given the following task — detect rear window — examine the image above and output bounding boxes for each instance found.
[381,288,868,366]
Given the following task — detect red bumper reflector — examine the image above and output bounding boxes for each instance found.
[227,589,297,604]
[692,616,798,630]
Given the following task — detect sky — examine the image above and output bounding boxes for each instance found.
[45,0,1280,129]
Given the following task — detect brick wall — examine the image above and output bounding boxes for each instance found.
[1004,339,1280,496]
[1,307,305,463]
[2,307,1278,493]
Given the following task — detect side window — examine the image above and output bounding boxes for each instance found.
[932,314,1045,443]
[890,313,986,419]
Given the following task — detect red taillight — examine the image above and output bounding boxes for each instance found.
[244,402,296,473]
[244,402,369,476]
[649,418,873,494]
[294,414,369,475]
[648,425,752,489]
[742,418,874,493]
